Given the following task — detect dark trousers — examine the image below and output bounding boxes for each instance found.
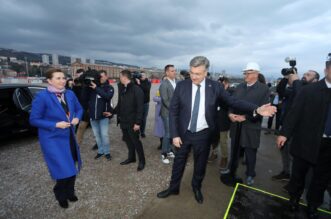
[288,138,331,207]
[140,103,149,135]
[122,127,145,163]
[53,175,76,202]
[169,129,211,191]
[245,148,257,177]
[267,104,281,130]
[280,139,292,175]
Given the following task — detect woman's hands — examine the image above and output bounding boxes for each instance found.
[56,118,79,129]
[56,121,71,129]
[71,118,80,126]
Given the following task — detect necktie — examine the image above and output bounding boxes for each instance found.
[189,84,201,132]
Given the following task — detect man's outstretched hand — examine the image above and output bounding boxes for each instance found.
[256,103,277,117]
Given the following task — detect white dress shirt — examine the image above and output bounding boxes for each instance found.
[168,78,176,90]
[188,79,209,132]
[325,79,331,88]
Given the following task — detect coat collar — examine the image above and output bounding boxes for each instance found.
[165,78,175,91]
[245,80,259,89]
[316,78,329,90]
[46,89,70,120]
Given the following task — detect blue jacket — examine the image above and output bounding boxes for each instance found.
[29,89,83,180]
[82,83,114,120]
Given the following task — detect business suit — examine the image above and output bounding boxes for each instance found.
[280,79,331,208]
[168,78,257,192]
[160,79,177,118]
[159,78,178,155]
[30,89,83,203]
[229,81,270,177]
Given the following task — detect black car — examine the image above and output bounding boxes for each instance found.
[0,83,46,138]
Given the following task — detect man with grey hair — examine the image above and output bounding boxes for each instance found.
[157,56,277,204]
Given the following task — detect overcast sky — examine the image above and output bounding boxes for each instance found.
[0,0,330,78]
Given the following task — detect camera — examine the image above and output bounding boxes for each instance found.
[281,57,297,76]
[132,71,142,80]
[79,68,101,86]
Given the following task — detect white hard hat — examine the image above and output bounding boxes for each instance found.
[243,62,260,72]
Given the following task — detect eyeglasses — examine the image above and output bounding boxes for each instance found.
[243,71,257,75]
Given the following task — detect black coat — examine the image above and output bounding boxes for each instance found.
[116,82,144,129]
[217,88,231,132]
[229,81,270,149]
[169,78,258,138]
[280,79,331,164]
[277,78,304,125]
[138,79,151,103]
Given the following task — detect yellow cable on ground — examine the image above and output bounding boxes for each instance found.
[223,183,239,219]
[223,183,331,218]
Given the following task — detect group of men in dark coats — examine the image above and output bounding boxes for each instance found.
[277,57,331,218]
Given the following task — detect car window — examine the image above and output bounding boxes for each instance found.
[28,87,45,97]
[0,88,17,114]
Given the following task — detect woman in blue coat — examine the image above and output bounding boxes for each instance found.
[30,68,83,208]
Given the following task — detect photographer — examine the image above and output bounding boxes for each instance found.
[73,68,90,145]
[277,69,320,124]
[73,69,95,147]
[273,68,319,181]
[81,70,114,161]
[134,71,151,138]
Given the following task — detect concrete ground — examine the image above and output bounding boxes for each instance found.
[136,121,291,219]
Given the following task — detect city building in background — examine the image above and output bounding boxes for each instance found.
[42,54,49,65]
[51,54,59,65]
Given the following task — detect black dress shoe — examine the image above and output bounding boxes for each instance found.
[220,173,243,187]
[137,163,145,171]
[193,188,203,204]
[289,196,300,212]
[120,159,136,165]
[58,200,69,208]
[92,144,98,151]
[68,195,78,202]
[94,153,104,159]
[307,205,319,219]
[105,154,112,161]
[157,188,179,198]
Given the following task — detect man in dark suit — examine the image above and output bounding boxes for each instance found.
[277,56,331,219]
[157,56,277,204]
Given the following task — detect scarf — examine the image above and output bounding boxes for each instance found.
[47,85,70,119]
[47,85,66,94]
